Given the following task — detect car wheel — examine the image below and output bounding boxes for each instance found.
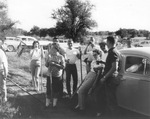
[7,45,15,52]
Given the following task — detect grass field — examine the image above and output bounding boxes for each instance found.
[6,50,87,95]
[3,48,148,119]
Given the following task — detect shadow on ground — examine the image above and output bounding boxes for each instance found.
[7,92,149,119]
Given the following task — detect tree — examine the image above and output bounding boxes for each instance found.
[0,1,16,40]
[52,0,97,42]
[29,26,40,36]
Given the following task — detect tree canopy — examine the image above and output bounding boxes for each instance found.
[0,1,16,40]
[52,0,97,42]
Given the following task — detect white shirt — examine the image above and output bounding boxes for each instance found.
[30,48,42,60]
[0,49,8,74]
[85,44,101,62]
[90,58,103,72]
[65,48,79,64]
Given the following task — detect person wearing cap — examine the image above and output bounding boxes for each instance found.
[0,47,8,102]
[52,37,66,97]
[84,37,101,74]
[65,39,81,97]
[45,42,65,108]
[52,38,66,58]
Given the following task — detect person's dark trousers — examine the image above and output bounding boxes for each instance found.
[65,64,78,96]
[46,76,63,98]
[46,76,51,99]
[105,82,118,116]
[52,76,62,98]
[94,84,107,114]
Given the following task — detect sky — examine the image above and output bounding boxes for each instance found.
[7,0,150,32]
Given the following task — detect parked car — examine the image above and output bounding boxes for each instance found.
[4,37,21,52]
[139,40,150,47]
[4,36,51,52]
[117,47,150,116]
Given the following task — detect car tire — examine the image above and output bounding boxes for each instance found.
[7,45,15,52]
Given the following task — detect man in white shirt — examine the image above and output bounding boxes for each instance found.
[0,48,8,102]
[65,39,81,97]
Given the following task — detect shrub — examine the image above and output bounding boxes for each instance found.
[0,101,18,119]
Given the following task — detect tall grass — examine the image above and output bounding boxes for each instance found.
[6,52,48,84]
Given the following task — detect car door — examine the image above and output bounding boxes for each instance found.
[117,55,139,111]
[136,58,150,116]
[117,55,150,116]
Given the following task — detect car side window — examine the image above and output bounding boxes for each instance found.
[125,56,144,74]
[28,38,34,41]
[22,38,26,41]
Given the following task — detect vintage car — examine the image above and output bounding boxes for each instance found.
[4,37,21,52]
[116,47,150,116]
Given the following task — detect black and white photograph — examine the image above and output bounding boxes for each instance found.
[0,0,150,119]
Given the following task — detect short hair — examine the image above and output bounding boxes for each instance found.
[32,41,39,49]
[93,49,102,57]
[53,37,58,42]
[107,36,116,45]
[99,42,106,46]
[67,39,73,43]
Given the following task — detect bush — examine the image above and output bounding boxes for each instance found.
[0,101,18,119]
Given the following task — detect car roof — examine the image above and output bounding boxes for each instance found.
[17,36,36,39]
[119,47,150,58]
[16,36,37,41]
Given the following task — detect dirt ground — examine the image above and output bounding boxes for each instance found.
[3,52,149,119]
[6,85,148,119]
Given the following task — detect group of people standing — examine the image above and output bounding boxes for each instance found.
[0,35,120,117]
[73,36,120,117]
[42,36,120,117]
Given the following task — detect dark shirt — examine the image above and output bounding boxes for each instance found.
[103,47,120,78]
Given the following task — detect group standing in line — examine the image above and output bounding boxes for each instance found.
[0,36,120,117]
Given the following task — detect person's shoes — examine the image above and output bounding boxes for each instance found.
[73,105,80,111]
[52,98,58,108]
[63,94,70,98]
[73,106,85,114]
[96,112,102,117]
[76,109,85,115]
[45,98,52,107]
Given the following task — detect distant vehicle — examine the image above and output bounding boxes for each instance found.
[4,37,21,52]
[16,36,37,46]
[139,40,150,47]
[4,36,51,52]
[117,47,150,116]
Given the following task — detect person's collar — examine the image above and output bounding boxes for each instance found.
[108,47,115,52]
